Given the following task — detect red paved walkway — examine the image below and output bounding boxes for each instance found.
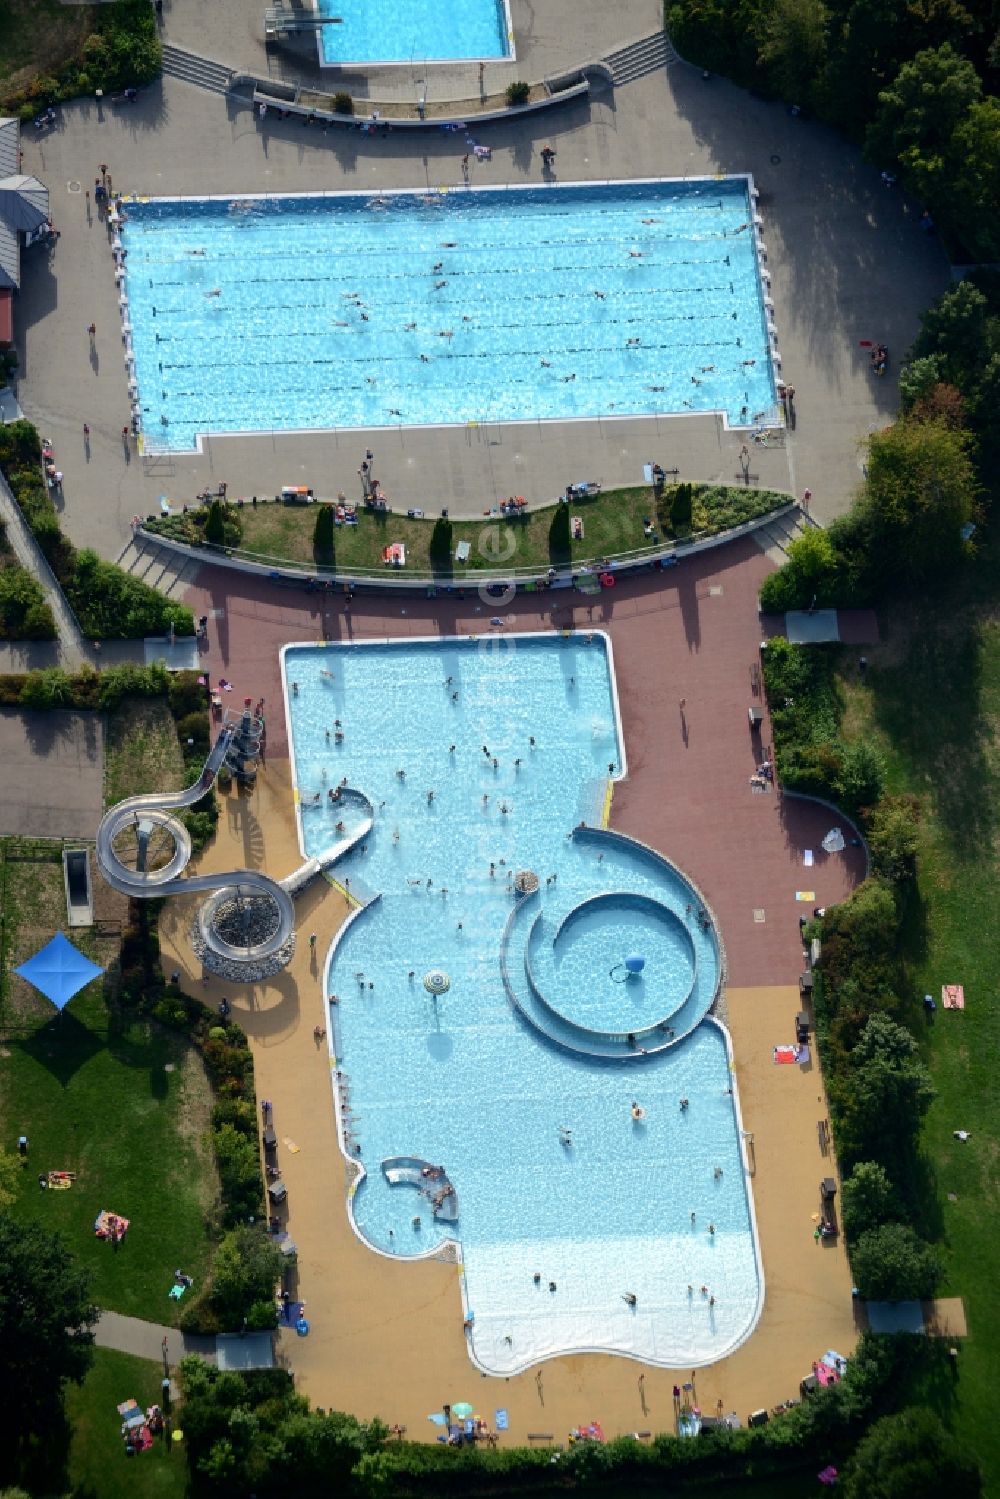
[184,537,864,987]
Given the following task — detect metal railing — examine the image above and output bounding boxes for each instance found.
[138,499,797,591]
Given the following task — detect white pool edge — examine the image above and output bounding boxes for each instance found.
[118,175,781,454]
[290,632,764,1371]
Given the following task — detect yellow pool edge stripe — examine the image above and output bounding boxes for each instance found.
[601,777,613,829]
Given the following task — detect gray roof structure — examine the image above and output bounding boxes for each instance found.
[0,119,50,291]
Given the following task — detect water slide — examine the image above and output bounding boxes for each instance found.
[96,724,296,963]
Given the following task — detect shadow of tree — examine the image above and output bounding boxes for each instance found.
[869,616,996,856]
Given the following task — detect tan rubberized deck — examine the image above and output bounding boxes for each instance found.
[158,540,862,1437]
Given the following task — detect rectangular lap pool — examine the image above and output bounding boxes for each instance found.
[316,0,512,64]
[284,633,764,1372]
[121,180,777,452]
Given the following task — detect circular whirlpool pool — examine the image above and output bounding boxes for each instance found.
[525,892,698,1039]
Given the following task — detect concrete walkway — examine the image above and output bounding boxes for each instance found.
[94,1307,217,1364]
[0,471,87,666]
[16,61,949,560]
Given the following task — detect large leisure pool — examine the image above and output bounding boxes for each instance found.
[284,634,763,1373]
[316,0,511,64]
[120,180,777,451]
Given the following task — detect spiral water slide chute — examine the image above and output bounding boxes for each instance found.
[96,724,295,964]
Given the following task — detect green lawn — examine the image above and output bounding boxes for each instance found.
[149,483,790,579]
[0,842,218,1323]
[839,579,1000,1490]
[66,1348,187,1499]
[105,696,186,810]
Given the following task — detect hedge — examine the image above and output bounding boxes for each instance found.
[0,420,193,640]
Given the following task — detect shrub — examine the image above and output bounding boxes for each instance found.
[851,1223,942,1300]
[866,795,921,882]
[19,667,75,708]
[213,1125,264,1227]
[429,516,453,567]
[66,549,194,639]
[759,525,848,612]
[313,505,335,565]
[334,91,353,114]
[0,567,57,640]
[207,1227,283,1329]
[505,80,530,105]
[175,709,210,754]
[838,737,886,814]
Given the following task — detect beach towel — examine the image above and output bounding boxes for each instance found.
[803,850,813,867]
[495,1409,509,1430]
[282,1137,300,1153]
[795,891,816,902]
[95,1209,129,1241]
[773,1046,799,1064]
[427,1413,448,1425]
[169,1283,186,1300]
[942,985,965,1010]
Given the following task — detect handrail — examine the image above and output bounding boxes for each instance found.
[135,500,800,592]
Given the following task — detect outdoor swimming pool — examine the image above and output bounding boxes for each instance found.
[120,180,777,452]
[316,0,511,64]
[283,634,763,1373]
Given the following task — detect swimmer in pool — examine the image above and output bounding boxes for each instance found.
[404,321,417,331]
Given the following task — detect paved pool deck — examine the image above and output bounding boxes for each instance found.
[15,54,948,560]
[156,535,862,1432]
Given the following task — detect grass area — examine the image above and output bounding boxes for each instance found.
[837,563,1000,1490]
[0,0,93,102]
[105,696,187,810]
[0,841,219,1323]
[150,483,790,579]
[66,1349,187,1499]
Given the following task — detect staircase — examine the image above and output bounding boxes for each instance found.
[753,506,812,567]
[161,44,234,95]
[602,31,678,86]
[115,533,202,601]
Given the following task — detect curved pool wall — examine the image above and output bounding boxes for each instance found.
[289,632,763,1372]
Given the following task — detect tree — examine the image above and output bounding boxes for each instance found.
[756,0,828,104]
[841,1161,903,1239]
[204,499,227,546]
[313,505,335,565]
[950,98,1000,260]
[0,1220,96,1448]
[429,516,453,568]
[858,416,978,586]
[865,44,981,199]
[907,280,993,396]
[852,1222,942,1299]
[842,1407,981,1498]
[0,1151,19,1213]
[843,1013,935,1166]
[669,482,692,529]
[548,502,571,563]
[208,1226,282,1330]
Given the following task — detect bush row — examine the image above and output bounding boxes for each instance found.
[0,420,193,639]
[762,638,939,1300]
[0,559,57,640]
[173,1333,953,1496]
[3,1,161,118]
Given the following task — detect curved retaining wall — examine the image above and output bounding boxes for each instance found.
[134,501,801,596]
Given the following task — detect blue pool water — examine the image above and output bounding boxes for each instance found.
[120,181,776,451]
[284,634,762,1372]
[317,0,509,63]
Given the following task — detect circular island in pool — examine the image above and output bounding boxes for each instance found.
[530,892,698,1038]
